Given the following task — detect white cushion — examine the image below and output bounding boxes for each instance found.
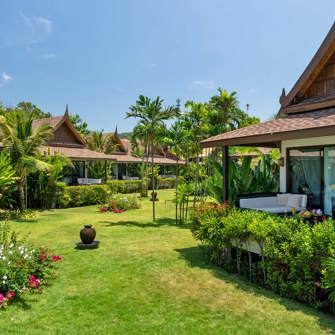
[277,194,289,206]
[287,194,302,208]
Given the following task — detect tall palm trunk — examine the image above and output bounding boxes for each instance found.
[145,144,149,194]
[175,159,179,224]
[18,178,26,210]
[193,155,199,209]
[151,139,156,222]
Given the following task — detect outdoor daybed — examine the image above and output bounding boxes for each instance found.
[239,193,307,214]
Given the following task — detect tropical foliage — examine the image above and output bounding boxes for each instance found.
[192,205,335,313]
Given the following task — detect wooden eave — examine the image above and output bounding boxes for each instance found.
[201,124,335,149]
[53,116,86,146]
[281,22,335,110]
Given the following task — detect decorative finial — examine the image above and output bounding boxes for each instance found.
[64,104,69,117]
[115,125,118,136]
[246,103,250,111]
[280,88,286,105]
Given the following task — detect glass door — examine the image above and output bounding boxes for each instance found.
[324,147,335,215]
[288,148,323,208]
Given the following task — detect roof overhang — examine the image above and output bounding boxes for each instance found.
[201,125,335,148]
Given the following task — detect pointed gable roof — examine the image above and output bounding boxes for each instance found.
[32,110,86,146]
[280,22,335,114]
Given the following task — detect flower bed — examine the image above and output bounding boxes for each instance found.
[192,203,335,314]
[0,222,61,309]
[99,194,140,213]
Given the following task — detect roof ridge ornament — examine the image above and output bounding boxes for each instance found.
[279,88,286,105]
[64,104,69,117]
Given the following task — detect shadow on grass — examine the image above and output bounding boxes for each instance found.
[176,245,335,333]
[100,217,192,229]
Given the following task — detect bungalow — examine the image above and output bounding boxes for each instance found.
[34,111,115,185]
[201,22,335,216]
[34,110,181,184]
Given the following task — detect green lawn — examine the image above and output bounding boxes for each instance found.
[1,189,335,334]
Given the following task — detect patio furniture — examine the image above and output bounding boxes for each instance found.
[77,178,102,185]
[239,193,307,214]
[122,176,139,180]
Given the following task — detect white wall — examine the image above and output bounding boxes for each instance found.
[280,135,335,192]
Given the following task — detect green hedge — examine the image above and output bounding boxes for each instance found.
[106,180,142,194]
[192,204,335,313]
[56,178,176,208]
[58,184,110,208]
[157,177,176,189]
[107,178,176,194]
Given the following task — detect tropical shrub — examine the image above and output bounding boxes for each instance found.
[0,209,37,221]
[58,185,110,208]
[192,207,335,313]
[99,194,140,213]
[157,177,176,189]
[0,222,61,308]
[107,180,142,194]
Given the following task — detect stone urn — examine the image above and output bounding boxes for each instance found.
[80,224,96,244]
[150,191,158,202]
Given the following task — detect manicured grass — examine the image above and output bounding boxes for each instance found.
[1,189,335,334]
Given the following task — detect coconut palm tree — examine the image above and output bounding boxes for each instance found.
[86,130,117,180]
[163,121,186,224]
[127,95,179,221]
[0,111,53,209]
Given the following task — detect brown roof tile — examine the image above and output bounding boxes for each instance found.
[202,108,335,147]
[32,116,64,129]
[39,146,116,161]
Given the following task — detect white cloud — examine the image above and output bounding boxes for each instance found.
[19,12,53,42]
[0,72,12,87]
[188,80,216,90]
[35,17,53,34]
[40,53,56,60]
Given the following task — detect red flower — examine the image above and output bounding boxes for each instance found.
[99,206,109,213]
[28,275,41,288]
[5,291,15,300]
[39,254,47,262]
[51,255,62,262]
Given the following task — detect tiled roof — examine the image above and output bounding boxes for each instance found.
[107,153,143,163]
[202,108,335,147]
[39,146,116,160]
[32,116,64,129]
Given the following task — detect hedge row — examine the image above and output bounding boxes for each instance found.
[192,203,335,314]
[56,178,176,208]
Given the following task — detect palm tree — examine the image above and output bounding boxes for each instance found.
[127,95,179,221]
[131,123,150,195]
[0,111,53,209]
[86,130,117,180]
[163,121,186,224]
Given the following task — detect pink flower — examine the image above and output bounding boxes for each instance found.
[5,291,15,300]
[51,255,62,262]
[28,275,41,288]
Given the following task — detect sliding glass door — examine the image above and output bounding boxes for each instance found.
[288,148,322,208]
[324,147,335,215]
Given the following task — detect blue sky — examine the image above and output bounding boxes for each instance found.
[0,1,334,132]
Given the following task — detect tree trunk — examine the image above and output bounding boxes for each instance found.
[18,179,26,210]
[175,159,179,224]
[151,140,156,222]
[145,144,149,194]
[193,155,200,209]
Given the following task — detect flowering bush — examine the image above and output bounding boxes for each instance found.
[0,222,61,308]
[99,194,140,213]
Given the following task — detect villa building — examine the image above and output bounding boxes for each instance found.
[33,111,180,184]
[202,22,335,215]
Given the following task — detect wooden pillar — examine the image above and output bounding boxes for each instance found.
[104,160,108,183]
[222,146,229,202]
[84,161,88,178]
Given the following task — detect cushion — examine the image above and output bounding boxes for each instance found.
[277,194,289,206]
[287,194,302,208]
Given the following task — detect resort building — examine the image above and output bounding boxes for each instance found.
[202,23,335,215]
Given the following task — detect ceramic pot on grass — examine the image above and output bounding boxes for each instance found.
[80,224,96,244]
